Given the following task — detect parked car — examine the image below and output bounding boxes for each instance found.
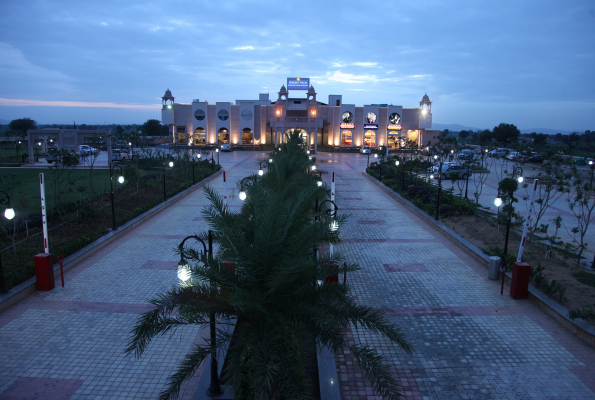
[111,148,133,161]
[79,145,99,156]
[432,164,472,180]
[489,148,512,158]
[360,146,371,154]
[427,162,455,174]
[458,149,474,160]
[523,152,543,163]
[506,151,521,161]
[220,143,233,152]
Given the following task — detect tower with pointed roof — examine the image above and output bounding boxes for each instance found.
[162,89,175,106]
[277,84,288,104]
[307,84,317,104]
[419,93,431,112]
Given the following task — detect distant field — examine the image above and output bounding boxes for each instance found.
[0,168,113,213]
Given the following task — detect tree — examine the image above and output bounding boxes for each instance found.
[561,132,580,151]
[115,125,124,136]
[554,133,563,142]
[478,130,492,146]
[439,129,449,138]
[126,141,413,400]
[459,130,470,139]
[534,133,548,145]
[565,166,595,267]
[9,118,37,135]
[141,119,163,137]
[492,123,520,145]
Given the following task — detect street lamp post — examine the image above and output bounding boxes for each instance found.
[239,176,257,201]
[109,162,125,231]
[258,160,268,176]
[216,148,220,166]
[434,155,443,221]
[497,165,523,257]
[177,231,222,397]
[494,197,502,231]
[313,197,339,260]
[162,154,174,201]
[0,190,15,293]
[589,160,594,185]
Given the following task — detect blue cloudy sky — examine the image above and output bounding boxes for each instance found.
[0,0,594,131]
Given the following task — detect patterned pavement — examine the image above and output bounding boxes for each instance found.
[0,151,594,399]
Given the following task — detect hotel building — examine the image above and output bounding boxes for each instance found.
[161,79,438,153]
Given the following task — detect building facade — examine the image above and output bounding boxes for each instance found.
[160,82,437,153]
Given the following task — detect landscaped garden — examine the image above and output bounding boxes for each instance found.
[0,150,221,290]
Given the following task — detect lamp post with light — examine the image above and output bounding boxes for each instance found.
[258,160,268,177]
[496,165,523,256]
[109,163,125,231]
[313,197,339,261]
[0,190,15,293]
[177,231,222,397]
[589,160,594,185]
[162,154,174,201]
[239,176,257,201]
[433,154,444,220]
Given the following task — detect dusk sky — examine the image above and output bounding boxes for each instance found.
[0,0,594,132]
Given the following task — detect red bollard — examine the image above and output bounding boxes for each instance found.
[220,261,234,296]
[34,253,54,291]
[325,263,339,284]
[510,262,531,299]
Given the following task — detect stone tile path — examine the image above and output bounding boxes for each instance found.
[325,153,595,400]
[0,150,594,399]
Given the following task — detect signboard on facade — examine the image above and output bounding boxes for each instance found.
[363,124,378,130]
[287,77,310,90]
[387,124,402,130]
[340,123,355,129]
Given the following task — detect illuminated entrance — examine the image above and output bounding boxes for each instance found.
[218,128,229,144]
[242,128,253,145]
[194,128,206,145]
[341,130,352,147]
[388,131,400,150]
[364,130,376,147]
[284,128,308,144]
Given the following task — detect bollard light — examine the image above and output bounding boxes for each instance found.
[395,161,400,166]
[169,161,174,167]
[4,207,15,220]
[258,169,263,176]
[239,191,247,201]
[118,176,124,184]
[494,197,503,207]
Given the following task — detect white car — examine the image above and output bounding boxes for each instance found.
[427,162,455,173]
[79,145,99,155]
[489,148,511,158]
[360,146,371,154]
[506,151,521,161]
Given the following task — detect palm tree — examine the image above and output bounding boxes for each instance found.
[126,141,413,400]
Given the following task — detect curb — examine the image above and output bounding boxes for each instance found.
[362,171,595,349]
[0,169,223,314]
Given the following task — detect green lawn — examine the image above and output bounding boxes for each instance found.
[0,168,113,213]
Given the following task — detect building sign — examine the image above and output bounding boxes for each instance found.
[387,124,402,130]
[287,77,310,90]
[340,123,355,129]
[363,124,378,130]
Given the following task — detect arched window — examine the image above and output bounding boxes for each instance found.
[194,128,206,145]
[341,130,352,147]
[242,128,253,145]
[218,127,229,144]
[364,130,376,147]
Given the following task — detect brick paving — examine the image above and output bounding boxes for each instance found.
[0,151,594,399]
[324,153,595,399]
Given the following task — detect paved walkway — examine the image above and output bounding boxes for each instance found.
[1,151,594,399]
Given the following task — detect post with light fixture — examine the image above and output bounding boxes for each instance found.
[162,154,174,201]
[258,160,268,177]
[109,162,125,231]
[177,232,222,397]
[497,164,523,257]
[313,197,339,261]
[589,160,594,185]
[216,147,220,166]
[0,190,15,293]
[433,154,443,220]
[239,176,257,201]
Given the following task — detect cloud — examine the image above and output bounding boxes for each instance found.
[352,62,377,67]
[0,98,160,110]
[232,46,254,50]
[315,71,399,84]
